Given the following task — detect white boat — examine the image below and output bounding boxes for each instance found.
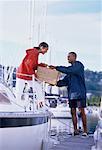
[92,118,102,150]
[0,81,49,150]
[0,1,50,149]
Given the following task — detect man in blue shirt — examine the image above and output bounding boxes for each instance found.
[51,52,87,136]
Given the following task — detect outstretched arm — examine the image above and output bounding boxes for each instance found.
[56,62,83,75]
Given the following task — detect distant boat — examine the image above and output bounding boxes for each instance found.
[45,95,71,119]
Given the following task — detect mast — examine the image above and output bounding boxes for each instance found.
[27,0,48,47]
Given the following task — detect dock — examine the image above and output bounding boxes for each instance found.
[49,132,94,150]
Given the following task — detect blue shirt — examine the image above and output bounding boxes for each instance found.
[56,61,86,100]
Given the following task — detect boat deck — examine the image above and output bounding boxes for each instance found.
[49,133,94,150]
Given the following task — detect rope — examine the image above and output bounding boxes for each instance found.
[43,0,48,40]
[29,0,33,46]
[0,92,24,109]
[50,112,73,129]
[32,0,35,44]
[0,70,45,112]
[2,81,16,98]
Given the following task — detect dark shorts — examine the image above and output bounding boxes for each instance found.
[69,99,86,108]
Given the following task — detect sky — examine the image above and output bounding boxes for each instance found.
[0,0,101,71]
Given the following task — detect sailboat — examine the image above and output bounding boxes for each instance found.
[0,1,49,150]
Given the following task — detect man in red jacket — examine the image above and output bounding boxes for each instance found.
[16,42,49,101]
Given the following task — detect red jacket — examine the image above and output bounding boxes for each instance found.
[17,48,39,80]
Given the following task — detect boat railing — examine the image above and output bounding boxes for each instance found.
[0,66,47,113]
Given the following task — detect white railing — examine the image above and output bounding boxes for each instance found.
[0,66,46,113]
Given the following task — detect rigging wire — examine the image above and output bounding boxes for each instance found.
[26,0,31,47]
[26,0,34,47]
[32,0,36,45]
[29,0,33,47]
[43,0,48,41]
[0,90,24,109]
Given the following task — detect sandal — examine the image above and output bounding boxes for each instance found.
[73,131,79,136]
[82,132,88,137]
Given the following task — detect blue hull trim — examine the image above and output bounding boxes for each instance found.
[0,116,48,128]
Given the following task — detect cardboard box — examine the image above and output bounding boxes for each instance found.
[36,66,59,85]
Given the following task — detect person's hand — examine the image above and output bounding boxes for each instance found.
[39,63,48,67]
[48,83,55,86]
[49,65,56,69]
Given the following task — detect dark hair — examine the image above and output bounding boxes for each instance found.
[39,42,49,48]
[69,52,77,58]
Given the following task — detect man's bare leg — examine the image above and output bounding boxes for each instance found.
[71,108,78,133]
[80,108,87,133]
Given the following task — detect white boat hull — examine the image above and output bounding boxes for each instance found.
[0,113,48,150]
[0,82,49,150]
